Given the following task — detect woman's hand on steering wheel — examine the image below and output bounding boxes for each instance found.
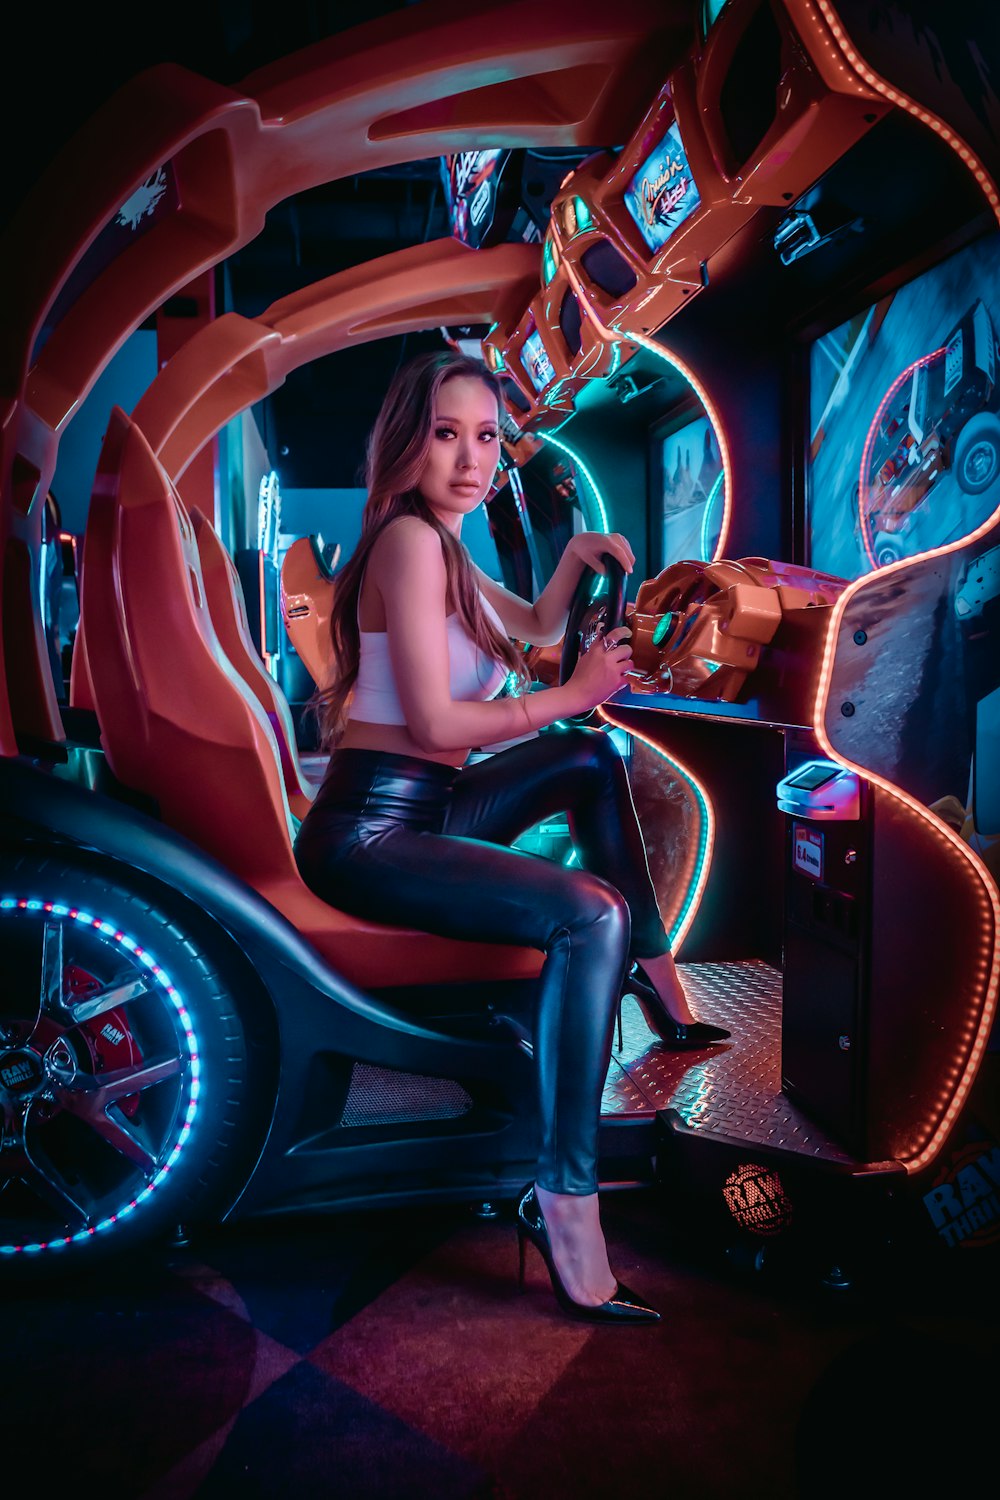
[566,531,635,580]
[558,548,631,721]
[566,623,633,712]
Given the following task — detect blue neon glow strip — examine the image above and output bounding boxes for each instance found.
[545,214,732,559]
[561,722,708,947]
[699,471,725,561]
[0,897,200,1256]
[538,433,610,533]
[594,716,714,953]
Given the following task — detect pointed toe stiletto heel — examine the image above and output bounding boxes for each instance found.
[516,1185,660,1324]
[616,964,731,1053]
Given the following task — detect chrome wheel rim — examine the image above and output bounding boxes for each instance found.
[0,897,200,1259]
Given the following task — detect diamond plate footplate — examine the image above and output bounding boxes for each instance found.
[601,960,861,1165]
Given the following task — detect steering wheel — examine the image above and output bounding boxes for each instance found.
[558,553,628,720]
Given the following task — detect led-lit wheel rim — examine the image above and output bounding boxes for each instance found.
[0,857,255,1271]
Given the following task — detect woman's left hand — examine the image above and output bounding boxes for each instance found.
[567,531,635,578]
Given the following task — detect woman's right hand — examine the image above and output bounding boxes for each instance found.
[566,626,633,712]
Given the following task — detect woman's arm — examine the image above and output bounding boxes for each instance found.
[377,519,631,754]
[476,531,635,646]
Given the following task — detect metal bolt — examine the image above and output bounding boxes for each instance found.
[838,1035,851,1051]
[844,849,857,865]
[853,629,867,645]
[841,702,856,717]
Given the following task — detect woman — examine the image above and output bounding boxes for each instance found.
[295,349,728,1323]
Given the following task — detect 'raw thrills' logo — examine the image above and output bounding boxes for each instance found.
[922,1141,1000,1248]
[722,1163,794,1237]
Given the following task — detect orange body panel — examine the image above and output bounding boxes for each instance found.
[80,407,542,990]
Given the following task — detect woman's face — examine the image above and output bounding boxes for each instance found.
[418,375,501,533]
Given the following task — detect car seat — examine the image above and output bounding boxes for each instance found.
[189,505,318,819]
[80,405,544,992]
[72,485,319,820]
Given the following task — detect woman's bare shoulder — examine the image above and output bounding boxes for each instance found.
[371,514,439,554]
[368,515,444,582]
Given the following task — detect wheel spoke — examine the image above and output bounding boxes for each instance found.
[2,1094,24,1143]
[1,1132,94,1231]
[51,1055,185,1170]
[39,920,63,1014]
[24,920,65,1043]
[67,974,153,1025]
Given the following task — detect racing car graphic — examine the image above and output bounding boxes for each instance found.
[859,298,1000,567]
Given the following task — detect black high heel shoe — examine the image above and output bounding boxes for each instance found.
[516,1184,660,1324]
[616,963,731,1053]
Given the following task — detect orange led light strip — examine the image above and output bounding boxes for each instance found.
[806,0,1000,227]
[856,347,946,570]
[813,530,1000,1173]
[805,0,1000,1172]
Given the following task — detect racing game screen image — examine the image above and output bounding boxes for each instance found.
[808,233,1000,579]
[657,409,724,566]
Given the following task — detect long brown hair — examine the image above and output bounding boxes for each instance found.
[313,349,532,749]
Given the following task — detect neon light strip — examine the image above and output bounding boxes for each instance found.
[0,898,200,1255]
[598,708,715,953]
[617,329,732,562]
[548,218,733,560]
[258,547,270,673]
[812,532,1000,1174]
[856,348,945,570]
[537,432,610,533]
[807,0,1000,226]
[699,471,725,562]
[805,0,1000,1171]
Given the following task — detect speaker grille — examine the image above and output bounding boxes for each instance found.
[559,288,582,355]
[340,1063,474,1127]
[581,239,638,296]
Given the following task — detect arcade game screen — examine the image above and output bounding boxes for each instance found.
[522,327,557,394]
[440,149,513,250]
[655,407,724,566]
[623,117,702,255]
[807,232,1000,579]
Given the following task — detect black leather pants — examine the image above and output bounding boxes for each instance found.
[294,724,670,1195]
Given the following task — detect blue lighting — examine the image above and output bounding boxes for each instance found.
[538,433,610,533]
[699,471,725,560]
[0,896,201,1257]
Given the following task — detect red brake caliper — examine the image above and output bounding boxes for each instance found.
[65,965,143,1119]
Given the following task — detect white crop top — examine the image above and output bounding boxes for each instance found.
[351,592,509,725]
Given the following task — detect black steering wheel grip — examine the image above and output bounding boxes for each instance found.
[558,552,629,687]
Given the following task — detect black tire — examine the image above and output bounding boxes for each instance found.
[0,850,257,1279]
[953,410,1000,496]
